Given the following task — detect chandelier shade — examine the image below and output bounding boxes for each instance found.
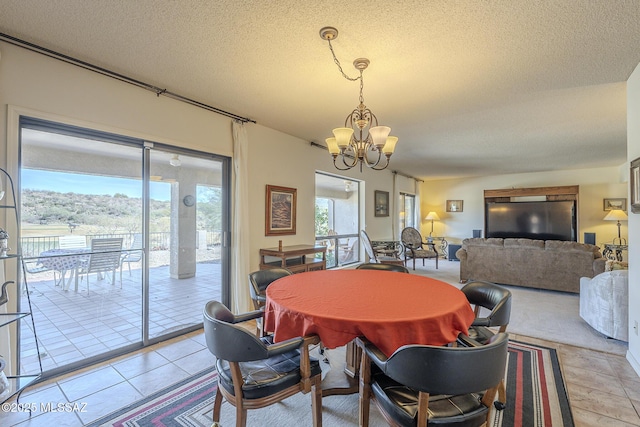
[320,27,398,171]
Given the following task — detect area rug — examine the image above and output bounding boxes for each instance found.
[87,340,574,427]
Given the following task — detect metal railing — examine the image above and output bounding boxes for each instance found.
[20,231,222,257]
[315,233,360,268]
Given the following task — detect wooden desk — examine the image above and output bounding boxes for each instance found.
[264,270,474,395]
[259,244,327,274]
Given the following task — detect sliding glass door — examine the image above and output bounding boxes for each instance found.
[18,117,230,376]
[147,148,225,340]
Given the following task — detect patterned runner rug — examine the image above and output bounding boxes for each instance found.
[87,340,574,426]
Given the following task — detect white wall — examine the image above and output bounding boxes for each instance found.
[627,63,640,374]
[420,166,628,247]
[245,124,396,271]
[0,41,397,301]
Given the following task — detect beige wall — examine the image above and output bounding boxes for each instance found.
[0,41,396,291]
[420,167,628,246]
[2,40,637,376]
[627,62,640,373]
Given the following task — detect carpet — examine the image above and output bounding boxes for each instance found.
[87,340,574,427]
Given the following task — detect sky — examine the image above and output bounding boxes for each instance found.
[22,169,170,201]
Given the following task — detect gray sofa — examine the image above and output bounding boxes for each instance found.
[455,238,606,293]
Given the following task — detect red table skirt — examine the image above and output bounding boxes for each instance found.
[264,270,474,356]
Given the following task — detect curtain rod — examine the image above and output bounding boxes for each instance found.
[392,170,423,182]
[0,32,256,124]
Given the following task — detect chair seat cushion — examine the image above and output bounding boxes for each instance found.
[463,326,495,345]
[371,370,488,427]
[217,347,321,400]
[378,256,405,265]
[409,249,437,258]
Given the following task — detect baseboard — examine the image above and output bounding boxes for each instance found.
[627,349,640,378]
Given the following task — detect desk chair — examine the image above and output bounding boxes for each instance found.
[358,333,509,427]
[203,301,322,427]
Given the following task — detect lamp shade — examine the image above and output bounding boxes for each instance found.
[425,211,440,221]
[382,136,398,155]
[369,126,391,149]
[325,137,340,155]
[603,209,628,221]
[332,127,354,149]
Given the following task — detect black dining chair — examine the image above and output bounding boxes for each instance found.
[356,263,409,273]
[457,280,512,410]
[358,332,509,427]
[203,300,322,427]
[248,268,292,336]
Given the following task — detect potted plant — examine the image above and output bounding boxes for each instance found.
[0,228,8,257]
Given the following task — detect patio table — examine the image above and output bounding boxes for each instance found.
[38,248,90,290]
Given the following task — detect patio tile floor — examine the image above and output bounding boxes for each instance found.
[19,262,221,374]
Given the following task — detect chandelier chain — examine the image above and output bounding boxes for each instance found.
[327,39,361,82]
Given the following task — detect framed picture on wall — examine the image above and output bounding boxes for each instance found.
[265,185,297,235]
[374,190,389,217]
[603,198,627,211]
[446,200,463,212]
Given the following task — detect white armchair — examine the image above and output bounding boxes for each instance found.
[579,270,629,342]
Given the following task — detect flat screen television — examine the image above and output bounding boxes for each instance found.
[485,200,576,241]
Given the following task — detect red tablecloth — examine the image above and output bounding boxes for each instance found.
[264,270,475,356]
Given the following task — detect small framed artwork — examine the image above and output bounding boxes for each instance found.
[374,190,389,217]
[265,185,297,236]
[631,158,640,214]
[446,200,463,212]
[603,198,627,211]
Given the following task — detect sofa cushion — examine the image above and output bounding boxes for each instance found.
[504,238,544,249]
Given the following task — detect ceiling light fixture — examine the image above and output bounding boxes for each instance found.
[320,26,398,171]
[169,154,181,167]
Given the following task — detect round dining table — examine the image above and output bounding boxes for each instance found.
[264,269,475,357]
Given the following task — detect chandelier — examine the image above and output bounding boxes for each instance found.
[320,27,398,171]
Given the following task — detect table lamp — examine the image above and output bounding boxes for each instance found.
[425,211,440,242]
[603,209,628,245]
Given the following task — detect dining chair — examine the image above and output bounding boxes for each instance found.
[457,280,512,410]
[58,235,87,249]
[77,237,124,292]
[400,227,439,270]
[121,233,143,276]
[358,332,509,427]
[203,300,322,427]
[338,239,358,264]
[356,263,409,273]
[360,230,405,266]
[248,268,292,336]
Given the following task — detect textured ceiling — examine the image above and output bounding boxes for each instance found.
[1,0,640,180]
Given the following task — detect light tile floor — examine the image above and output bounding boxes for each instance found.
[1,330,638,426]
[18,262,221,373]
[1,261,639,426]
